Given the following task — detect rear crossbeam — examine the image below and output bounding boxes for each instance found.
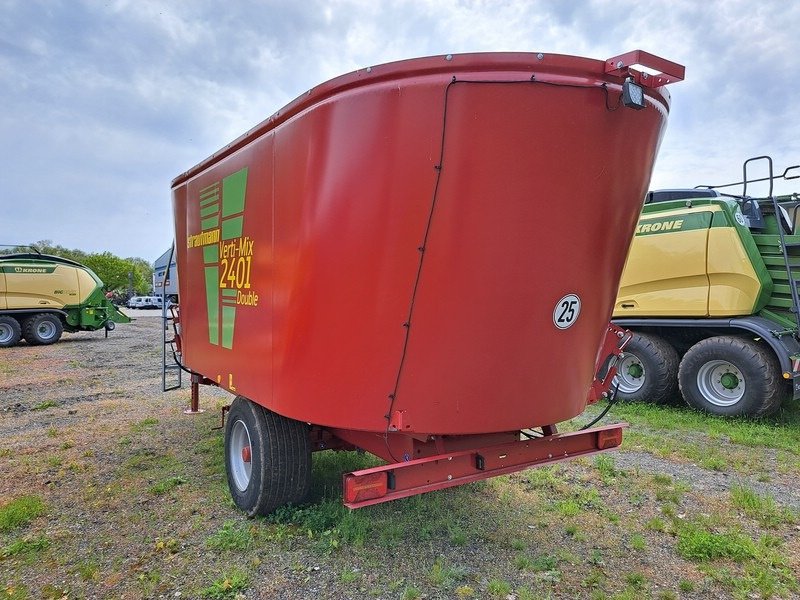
[343,423,625,508]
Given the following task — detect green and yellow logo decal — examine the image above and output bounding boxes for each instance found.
[634,212,713,236]
[187,167,257,349]
[1,265,57,274]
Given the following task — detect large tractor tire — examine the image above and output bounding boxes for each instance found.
[22,313,64,345]
[614,332,679,404]
[224,396,312,516]
[0,316,22,348]
[678,336,785,417]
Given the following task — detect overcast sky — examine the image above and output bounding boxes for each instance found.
[2,0,799,261]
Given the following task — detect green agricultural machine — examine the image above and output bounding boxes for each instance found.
[0,252,130,347]
[613,156,800,417]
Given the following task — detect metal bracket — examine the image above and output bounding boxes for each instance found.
[605,50,685,87]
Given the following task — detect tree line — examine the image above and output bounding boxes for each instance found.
[1,240,153,295]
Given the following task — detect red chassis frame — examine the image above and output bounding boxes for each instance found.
[340,424,625,509]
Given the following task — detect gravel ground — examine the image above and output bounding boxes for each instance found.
[1,315,799,599]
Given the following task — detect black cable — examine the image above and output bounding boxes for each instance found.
[580,381,621,431]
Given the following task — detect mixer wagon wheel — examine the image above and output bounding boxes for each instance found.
[224,396,312,516]
[22,313,64,345]
[613,332,679,404]
[678,336,785,417]
[0,316,22,347]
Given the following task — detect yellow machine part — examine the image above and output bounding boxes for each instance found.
[1,263,97,310]
[614,205,763,317]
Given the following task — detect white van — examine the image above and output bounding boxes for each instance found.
[127,296,162,310]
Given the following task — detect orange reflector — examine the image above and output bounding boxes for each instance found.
[596,428,623,450]
[241,446,251,463]
[344,472,388,504]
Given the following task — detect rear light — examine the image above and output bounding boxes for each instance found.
[597,428,623,449]
[343,472,388,504]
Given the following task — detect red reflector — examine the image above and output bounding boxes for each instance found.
[597,428,623,450]
[344,472,388,504]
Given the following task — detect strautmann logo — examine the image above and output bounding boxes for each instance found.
[187,167,258,349]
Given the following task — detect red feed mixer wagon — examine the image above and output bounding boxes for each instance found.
[170,50,684,516]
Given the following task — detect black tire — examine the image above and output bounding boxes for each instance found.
[0,316,22,348]
[104,320,116,331]
[224,396,311,516]
[678,336,786,417]
[614,332,679,404]
[22,313,63,345]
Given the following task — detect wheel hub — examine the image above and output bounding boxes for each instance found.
[615,353,645,394]
[696,360,745,407]
[627,363,644,378]
[719,372,739,390]
[229,420,253,492]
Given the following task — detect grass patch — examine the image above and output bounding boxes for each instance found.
[594,454,618,482]
[266,449,492,551]
[0,535,50,559]
[530,554,558,572]
[131,417,159,432]
[676,524,757,562]
[206,521,252,552]
[730,484,796,528]
[200,569,249,599]
[487,579,511,597]
[149,476,186,495]
[31,400,58,411]
[0,496,46,532]
[607,401,800,455]
[428,558,466,587]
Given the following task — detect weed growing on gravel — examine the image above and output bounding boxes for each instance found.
[625,571,647,589]
[200,569,249,599]
[428,558,467,587]
[455,585,474,597]
[31,400,58,411]
[149,476,186,495]
[402,586,421,600]
[530,554,558,572]
[487,578,511,597]
[729,484,796,528]
[339,568,360,583]
[646,517,668,532]
[629,533,646,551]
[0,535,49,559]
[513,554,533,570]
[131,417,159,432]
[0,495,45,531]
[206,520,252,551]
[448,526,467,546]
[593,454,618,482]
[516,587,535,600]
[0,582,28,599]
[676,523,757,561]
[77,560,99,581]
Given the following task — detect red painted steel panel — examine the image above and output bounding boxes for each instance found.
[172,52,675,435]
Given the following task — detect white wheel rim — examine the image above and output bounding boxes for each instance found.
[229,419,253,491]
[0,323,12,343]
[696,360,745,407]
[38,320,57,340]
[615,353,645,394]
